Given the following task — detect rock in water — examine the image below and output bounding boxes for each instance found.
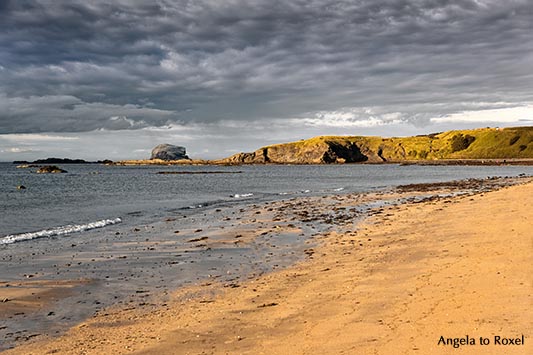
[150,144,189,160]
[36,165,67,173]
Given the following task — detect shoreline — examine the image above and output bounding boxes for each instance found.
[113,158,533,166]
[7,158,533,166]
[2,176,532,354]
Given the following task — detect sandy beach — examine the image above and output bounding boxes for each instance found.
[2,177,531,354]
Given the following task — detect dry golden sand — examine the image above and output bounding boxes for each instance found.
[3,181,532,355]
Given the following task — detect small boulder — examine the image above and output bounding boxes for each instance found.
[17,185,26,190]
[36,165,67,174]
[150,144,189,161]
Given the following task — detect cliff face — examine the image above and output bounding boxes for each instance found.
[218,127,533,164]
[222,139,373,164]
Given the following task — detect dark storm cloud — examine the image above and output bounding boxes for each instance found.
[0,0,532,133]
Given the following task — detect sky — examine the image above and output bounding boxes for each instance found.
[0,0,532,161]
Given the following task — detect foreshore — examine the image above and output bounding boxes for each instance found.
[2,177,531,354]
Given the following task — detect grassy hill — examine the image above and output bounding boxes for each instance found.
[219,126,533,164]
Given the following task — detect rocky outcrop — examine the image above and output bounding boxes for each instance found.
[36,165,67,173]
[150,144,189,161]
[219,138,373,164]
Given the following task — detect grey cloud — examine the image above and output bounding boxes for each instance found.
[0,94,177,133]
[0,0,532,134]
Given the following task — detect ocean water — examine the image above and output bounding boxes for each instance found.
[1,162,533,243]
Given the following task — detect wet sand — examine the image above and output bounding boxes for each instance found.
[0,200,317,350]
[1,177,531,354]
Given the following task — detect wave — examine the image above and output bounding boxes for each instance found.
[230,193,254,198]
[188,204,204,209]
[0,218,122,245]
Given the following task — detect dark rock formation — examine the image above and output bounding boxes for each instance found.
[219,139,370,164]
[36,165,67,173]
[150,144,189,161]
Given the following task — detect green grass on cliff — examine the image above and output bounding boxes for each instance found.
[263,127,533,161]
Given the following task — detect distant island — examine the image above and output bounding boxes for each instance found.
[13,158,113,165]
[116,126,533,166]
[150,144,189,160]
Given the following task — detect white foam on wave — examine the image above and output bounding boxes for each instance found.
[0,218,122,245]
[231,193,254,198]
[334,187,345,191]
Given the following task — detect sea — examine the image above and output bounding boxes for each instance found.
[2,162,533,244]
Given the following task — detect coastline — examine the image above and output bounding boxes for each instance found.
[113,158,533,166]
[2,176,531,354]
